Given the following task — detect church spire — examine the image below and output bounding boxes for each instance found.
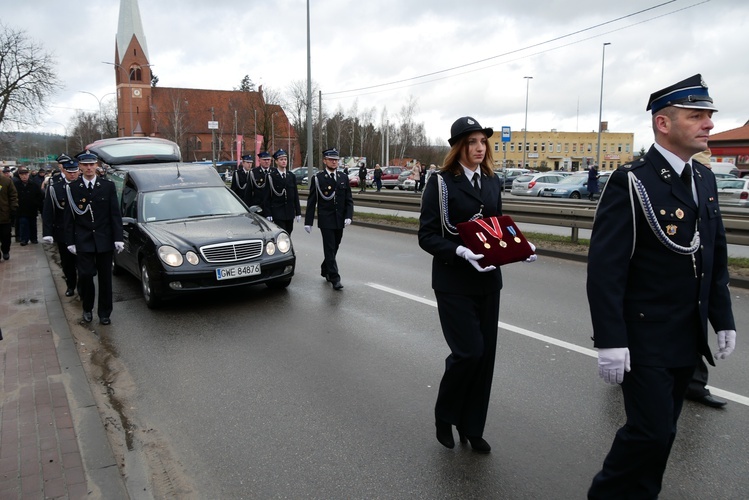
[116,0,149,65]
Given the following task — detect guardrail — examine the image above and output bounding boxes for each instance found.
[298,187,749,246]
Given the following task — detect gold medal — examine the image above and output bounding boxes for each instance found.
[675,208,684,219]
[476,232,491,249]
[514,237,521,243]
[484,243,491,249]
[666,224,677,235]
[499,240,507,248]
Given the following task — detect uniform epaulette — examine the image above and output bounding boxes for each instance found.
[621,158,646,171]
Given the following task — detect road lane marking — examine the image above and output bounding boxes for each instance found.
[367,282,749,407]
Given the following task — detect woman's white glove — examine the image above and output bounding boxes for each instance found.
[524,241,537,263]
[344,218,352,226]
[714,330,736,360]
[456,245,496,273]
[597,347,631,384]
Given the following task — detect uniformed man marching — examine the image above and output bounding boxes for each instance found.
[231,154,253,199]
[586,74,736,499]
[267,149,301,234]
[64,151,124,325]
[304,148,354,290]
[42,156,80,297]
[244,151,272,217]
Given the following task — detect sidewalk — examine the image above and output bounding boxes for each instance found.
[0,241,128,499]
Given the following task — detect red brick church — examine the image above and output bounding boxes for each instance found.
[113,0,299,165]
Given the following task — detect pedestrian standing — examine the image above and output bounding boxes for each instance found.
[411,161,422,193]
[587,164,599,200]
[64,151,124,325]
[267,149,301,234]
[13,167,44,245]
[586,74,736,499]
[0,167,18,261]
[42,158,80,296]
[373,164,383,192]
[419,116,503,454]
[304,148,354,291]
[358,162,367,193]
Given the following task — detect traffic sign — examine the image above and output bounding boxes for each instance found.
[501,126,511,142]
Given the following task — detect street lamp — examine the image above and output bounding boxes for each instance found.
[596,43,611,170]
[522,76,533,170]
[78,91,114,139]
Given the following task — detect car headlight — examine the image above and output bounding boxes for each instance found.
[276,232,291,254]
[158,245,183,267]
[185,251,200,266]
[266,241,276,255]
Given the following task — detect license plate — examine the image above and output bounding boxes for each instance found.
[215,263,261,281]
[542,191,553,197]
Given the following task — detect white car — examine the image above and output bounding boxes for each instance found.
[510,173,565,196]
[716,178,749,207]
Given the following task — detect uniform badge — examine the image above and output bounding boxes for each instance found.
[81,198,87,203]
[666,224,677,236]
[660,209,666,215]
[675,208,684,219]
[78,204,83,209]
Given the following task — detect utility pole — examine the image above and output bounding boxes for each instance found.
[211,107,216,168]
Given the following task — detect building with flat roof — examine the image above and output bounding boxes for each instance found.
[708,123,749,170]
[489,124,634,172]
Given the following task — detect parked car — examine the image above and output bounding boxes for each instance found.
[291,166,318,185]
[402,178,417,191]
[397,169,415,190]
[495,168,530,189]
[710,162,740,178]
[381,166,408,189]
[540,172,610,199]
[86,137,296,308]
[510,173,565,197]
[716,178,749,207]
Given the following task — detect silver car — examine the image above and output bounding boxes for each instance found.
[510,173,565,197]
[716,178,749,207]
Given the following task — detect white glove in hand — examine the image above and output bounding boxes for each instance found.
[42,236,54,244]
[598,347,631,385]
[267,216,273,222]
[344,218,352,226]
[524,241,537,263]
[114,241,125,254]
[304,225,312,234]
[456,245,496,273]
[295,215,301,223]
[67,245,77,255]
[714,330,736,360]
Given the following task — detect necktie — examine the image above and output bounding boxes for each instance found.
[681,163,692,191]
[472,174,481,193]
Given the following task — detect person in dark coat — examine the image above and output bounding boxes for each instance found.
[231,154,253,199]
[244,151,271,217]
[418,116,504,454]
[0,168,18,261]
[357,162,367,193]
[267,149,301,234]
[586,74,736,499]
[304,148,354,290]
[13,167,44,245]
[42,159,80,296]
[587,164,599,200]
[64,151,124,325]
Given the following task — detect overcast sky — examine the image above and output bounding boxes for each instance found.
[4,0,748,152]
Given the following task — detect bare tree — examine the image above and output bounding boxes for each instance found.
[395,95,419,160]
[0,24,60,129]
[69,111,101,152]
[285,79,320,167]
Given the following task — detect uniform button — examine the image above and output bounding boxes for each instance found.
[639,313,645,318]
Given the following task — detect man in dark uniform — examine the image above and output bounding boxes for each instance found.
[13,167,44,245]
[304,148,353,290]
[267,149,301,234]
[586,74,736,499]
[244,151,272,217]
[42,158,80,296]
[64,151,124,325]
[231,154,253,199]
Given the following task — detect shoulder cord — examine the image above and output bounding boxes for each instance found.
[627,171,699,256]
[235,169,248,190]
[250,169,267,189]
[314,173,336,202]
[48,182,64,210]
[436,173,482,237]
[268,174,286,197]
[64,183,94,222]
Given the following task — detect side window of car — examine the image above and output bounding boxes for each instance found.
[121,177,138,219]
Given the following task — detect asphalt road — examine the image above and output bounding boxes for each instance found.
[101,224,749,499]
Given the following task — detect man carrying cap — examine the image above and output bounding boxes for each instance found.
[64,151,123,325]
[304,148,353,290]
[267,149,301,234]
[231,154,253,199]
[244,151,272,217]
[586,74,736,498]
[42,159,80,296]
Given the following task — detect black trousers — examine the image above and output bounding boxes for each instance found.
[0,223,11,256]
[588,364,694,499]
[56,241,77,290]
[274,218,294,235]
[77,251,114,317]
[434,290,500,437]
[687,357,709,397]
[319,228,343,282]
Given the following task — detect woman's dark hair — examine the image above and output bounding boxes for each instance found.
[440,132,495,177]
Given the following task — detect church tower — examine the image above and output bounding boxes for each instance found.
[114,0,153,137]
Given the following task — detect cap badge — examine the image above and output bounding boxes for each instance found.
[666,224,677,236]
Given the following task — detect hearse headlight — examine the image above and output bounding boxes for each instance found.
[276,233,291,254]
[185,251,200,266]
[158,245,183,267]
[266,241,276,255]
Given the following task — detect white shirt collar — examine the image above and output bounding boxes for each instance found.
[459,163,480,183]
[653,142,690,175]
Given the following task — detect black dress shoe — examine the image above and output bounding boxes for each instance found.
[99,317,111,325]
[686,393,727,408]
[82,311,93,323]
[458,431,491,453]
[435,419,455,449]
[65,288,75,297]
[332,281,344,290]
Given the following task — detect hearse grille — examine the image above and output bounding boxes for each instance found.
[200,240,263,263]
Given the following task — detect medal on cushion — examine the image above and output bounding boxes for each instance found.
[476,218,506,247]
[476,232,491,249]
[507,225,521,243]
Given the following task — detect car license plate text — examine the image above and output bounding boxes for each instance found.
[216,263,261,281]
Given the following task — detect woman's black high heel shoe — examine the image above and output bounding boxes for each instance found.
[457,430,491,454]
[435,419,455,449]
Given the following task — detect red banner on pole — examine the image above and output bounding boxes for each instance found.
[236,134,243,166]
[255,135,264,157]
